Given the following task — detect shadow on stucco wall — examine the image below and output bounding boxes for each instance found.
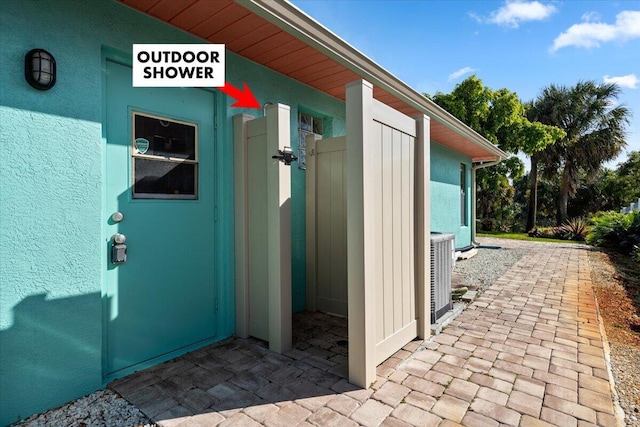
[0,292,102,426]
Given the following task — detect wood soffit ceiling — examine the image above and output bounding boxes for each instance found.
[118,0,500,161]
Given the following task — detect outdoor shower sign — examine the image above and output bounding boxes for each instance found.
[133,44,225,87]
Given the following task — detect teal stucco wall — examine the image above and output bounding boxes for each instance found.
[430,141,473,249]
[0,0,345,424]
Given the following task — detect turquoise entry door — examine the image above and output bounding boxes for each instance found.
[105,60,218,376]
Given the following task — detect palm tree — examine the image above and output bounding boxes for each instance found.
[524,101,565,232]
[529,81,630,225]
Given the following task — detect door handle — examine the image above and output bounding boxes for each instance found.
[111,212,124,222]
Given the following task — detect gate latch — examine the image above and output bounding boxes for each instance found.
[272,146,298,166]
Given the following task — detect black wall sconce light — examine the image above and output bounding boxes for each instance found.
[25,49,56,90]
[272,147,298,166]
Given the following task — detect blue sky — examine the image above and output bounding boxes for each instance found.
[291,0,640,168]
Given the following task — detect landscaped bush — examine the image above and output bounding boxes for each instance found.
[480,218,494,231]
[497,221,523,233]
[527,217,587,241]
[557,217,589,241]
[586,211,640,254]
[533,226,558,239]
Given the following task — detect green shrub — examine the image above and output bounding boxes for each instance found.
[527,217,587,241]
[587,211,640,254]
[535,227,559,239]
[557,217,589,241]
[480,218,494,231]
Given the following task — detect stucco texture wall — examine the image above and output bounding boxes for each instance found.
[0,0,345,424]
[430,141,472,249]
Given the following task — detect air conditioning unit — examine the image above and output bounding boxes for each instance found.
[430,232,455,323]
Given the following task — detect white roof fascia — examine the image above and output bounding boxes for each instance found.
[236,0,506,161]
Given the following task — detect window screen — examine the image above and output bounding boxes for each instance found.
[132,112,198,199]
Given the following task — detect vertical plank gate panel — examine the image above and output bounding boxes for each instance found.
[330,149,348,310]
[373,111,418,365]
[347,80,430,387]
[392,128,403,332]
[381,124,393,341]
[306,136,348,317]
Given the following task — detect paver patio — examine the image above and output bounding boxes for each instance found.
[110,238,621,426]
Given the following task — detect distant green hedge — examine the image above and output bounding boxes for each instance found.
[586,211,640,258]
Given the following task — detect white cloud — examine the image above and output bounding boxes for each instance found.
[448,67,476,81]
[603,74,639,89]
[581,11,601,22]
[551,10,640,51]
[486,1,557,28]
[468,11,483,24]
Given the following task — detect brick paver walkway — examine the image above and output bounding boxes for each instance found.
[110,238,620,426]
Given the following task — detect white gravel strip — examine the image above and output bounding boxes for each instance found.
[609,343,640,426]
[14,389,155,427]
[453,244,530,293]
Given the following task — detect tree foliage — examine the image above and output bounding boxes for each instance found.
[566,151,640,215]
[428,76,634,233]
[431,76,562,155]
[430,76,563,229]
[529,81,631,224]
[602,151,640,209]
[476,157,524,230]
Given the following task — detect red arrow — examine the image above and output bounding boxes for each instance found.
[219,82,260,109]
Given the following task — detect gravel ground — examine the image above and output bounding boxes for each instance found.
[609,344,640,426]
[589,249,640,427]
[452,244,530,294]
[14,390,155,427]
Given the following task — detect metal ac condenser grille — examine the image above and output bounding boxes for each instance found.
[430,233,454,323]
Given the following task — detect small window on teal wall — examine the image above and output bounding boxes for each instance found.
[131,112,198,199]
[460,163,467,226]
[298,112,323,170]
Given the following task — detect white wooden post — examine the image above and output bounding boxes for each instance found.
[305,134,320,313]
[265,103,292,353]
[414,114,431,339]
[233,113,254,339]
[346,80,377,388]
[233,105,292,354]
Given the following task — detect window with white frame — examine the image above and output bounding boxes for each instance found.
[298,112,323,170]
